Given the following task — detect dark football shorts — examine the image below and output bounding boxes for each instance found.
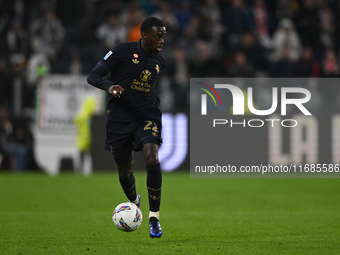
[105,111,162,165]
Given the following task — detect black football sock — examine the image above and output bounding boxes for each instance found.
[119,174,137,202]
[146,163,162,212]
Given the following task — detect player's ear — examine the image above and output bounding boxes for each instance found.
[141,32,146,39]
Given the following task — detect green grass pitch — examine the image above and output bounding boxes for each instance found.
[0,171,339,254]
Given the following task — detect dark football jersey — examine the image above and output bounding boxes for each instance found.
[87,39,165,122]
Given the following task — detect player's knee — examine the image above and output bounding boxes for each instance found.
[146,158,159,167]
[143,142,160,167]
[144,152,159,167]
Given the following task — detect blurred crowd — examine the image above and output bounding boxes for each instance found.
[0,0,340,170]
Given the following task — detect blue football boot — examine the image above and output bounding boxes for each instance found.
[149,217,163,238]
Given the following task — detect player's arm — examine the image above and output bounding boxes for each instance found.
[87,63,112,91]
[87,64,124,97]
[87,46,124,97]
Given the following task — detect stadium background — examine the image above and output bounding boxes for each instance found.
[0,0,340,173]
[1,1,340,254]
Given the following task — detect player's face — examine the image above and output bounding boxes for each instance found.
[142,26,166,54]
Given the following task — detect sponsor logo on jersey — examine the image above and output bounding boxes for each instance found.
[131,79,150,92]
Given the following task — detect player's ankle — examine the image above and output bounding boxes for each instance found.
[131,195,139,205]
[149,211,160,220]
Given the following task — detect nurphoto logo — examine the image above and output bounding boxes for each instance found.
[198,83,312,128]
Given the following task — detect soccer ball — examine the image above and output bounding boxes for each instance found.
[112,202,143,232]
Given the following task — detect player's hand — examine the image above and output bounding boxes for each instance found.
[109,85,124,98]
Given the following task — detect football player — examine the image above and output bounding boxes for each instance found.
[87,17,166,238]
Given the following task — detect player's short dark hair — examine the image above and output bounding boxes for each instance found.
[140,17,165,34]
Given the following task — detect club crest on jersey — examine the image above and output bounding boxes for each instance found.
[140,70,151,82]
[156,64,159,74]
[104,50,112,60]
